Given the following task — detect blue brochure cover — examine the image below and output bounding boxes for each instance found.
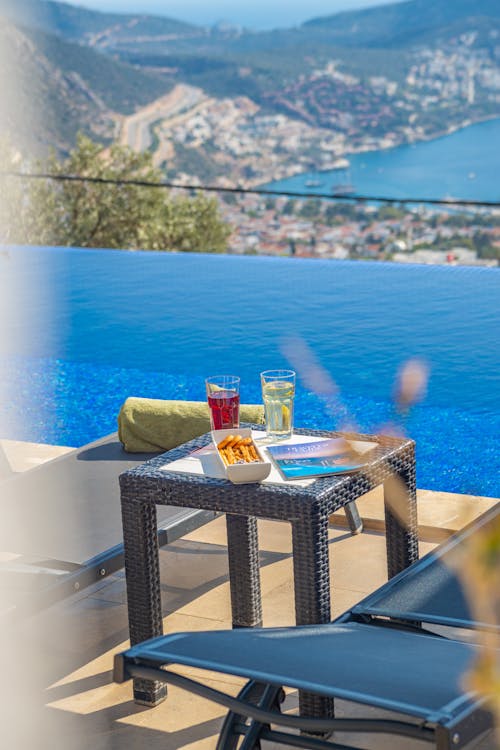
[267,438,377,480]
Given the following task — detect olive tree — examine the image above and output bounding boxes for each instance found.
[2,134,231,252]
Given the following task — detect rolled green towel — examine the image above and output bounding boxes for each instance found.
[118,397,265,453]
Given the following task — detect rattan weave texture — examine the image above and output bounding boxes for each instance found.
[120,426,418,717]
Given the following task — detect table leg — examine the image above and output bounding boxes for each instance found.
[292,511,334,721]
[383,449,419,580]
[121,494,166,706]
[344,500,363,535]
[226,514,263,628]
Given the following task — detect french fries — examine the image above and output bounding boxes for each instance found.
[217,434,261,466]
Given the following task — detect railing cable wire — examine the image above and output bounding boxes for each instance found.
[2,170,499,208]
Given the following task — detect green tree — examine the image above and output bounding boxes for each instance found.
[282,199,296,216]
[2,134,231,252]
[221,191,237,205]
[324,202,359,225]
[299,199,322,219]
[324,205,343,225]
[473,231,499,262]
[376,205,406,221]
[158,192,232,253]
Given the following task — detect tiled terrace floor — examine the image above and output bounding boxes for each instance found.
[1,441,498,750]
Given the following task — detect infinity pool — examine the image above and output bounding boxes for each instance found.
[1,246,499,497]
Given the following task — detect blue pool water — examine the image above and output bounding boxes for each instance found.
[1,246,499,497]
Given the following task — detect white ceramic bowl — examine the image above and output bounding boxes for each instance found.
[211,428,271,484]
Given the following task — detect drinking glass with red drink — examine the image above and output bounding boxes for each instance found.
[205,375,240,430]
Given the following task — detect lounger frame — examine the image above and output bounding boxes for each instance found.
[115,503,499,750]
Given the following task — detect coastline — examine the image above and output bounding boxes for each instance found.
[255,116,500,192]
[344,114,500,160]
[259,117,500,202]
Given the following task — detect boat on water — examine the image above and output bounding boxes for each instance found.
[330,157,350,171]
[326,156,355,195]
[305,179,323,187]
[331,184,356,196]
[318,157,351,172]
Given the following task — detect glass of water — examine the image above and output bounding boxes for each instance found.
[260,369,296,441]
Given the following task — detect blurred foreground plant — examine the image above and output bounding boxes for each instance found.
[283,335,499,735]
[282,335,428,526]
[460,518,500,735]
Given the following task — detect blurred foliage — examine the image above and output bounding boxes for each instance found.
[460,515,500,735]
[284,337,500,735]
[0,134,231,252]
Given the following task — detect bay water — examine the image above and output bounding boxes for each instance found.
[265,118,500,203]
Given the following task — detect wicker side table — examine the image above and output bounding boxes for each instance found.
[120,426,418,718]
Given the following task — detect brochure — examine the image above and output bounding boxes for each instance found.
[266,437,378,480]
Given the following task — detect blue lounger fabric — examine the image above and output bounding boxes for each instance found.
[122,621,479,721]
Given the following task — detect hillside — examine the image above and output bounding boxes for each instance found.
[0,0,197,40]
[23,24,173,114]
[0,17,173,154]
[304,0,500,46]
[1,0,498,181]
[6,0,498,50]
[3,0,498,98]
[71,0,499,111]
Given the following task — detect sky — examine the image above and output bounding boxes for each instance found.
[69,0,394,30]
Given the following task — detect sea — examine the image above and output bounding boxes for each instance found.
[265,118,500,203]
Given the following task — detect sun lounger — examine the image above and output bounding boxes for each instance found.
[0,432,216,614]
[0,413,362,616]
[338,501,500,634]
[115,503,499,749]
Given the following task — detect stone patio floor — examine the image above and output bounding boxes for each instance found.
[1,440,498,750]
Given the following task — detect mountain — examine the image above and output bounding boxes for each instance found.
[94,0,498,123]
[1,0,498,175]
[61,0,498,99]
[0,0,197,41]
[303,0,500,46]
[0,16,173,154]
[5,0,498,50]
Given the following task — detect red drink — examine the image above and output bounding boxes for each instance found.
[207,390,240,430]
